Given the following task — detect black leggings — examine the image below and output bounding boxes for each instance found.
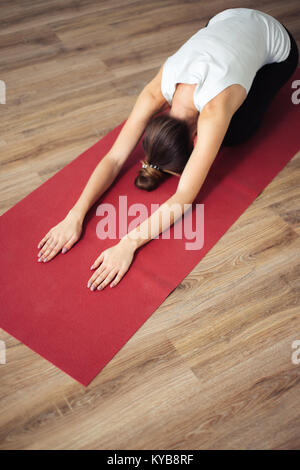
[221,25,299,146]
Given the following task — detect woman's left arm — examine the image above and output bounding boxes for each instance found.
[88,87,245,291]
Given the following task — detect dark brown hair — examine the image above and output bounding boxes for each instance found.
[134,114,193,191]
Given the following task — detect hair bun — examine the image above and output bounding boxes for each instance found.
[134,166,167,191]
[135,113,192,191]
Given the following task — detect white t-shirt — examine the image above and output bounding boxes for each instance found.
[161,8,291,112]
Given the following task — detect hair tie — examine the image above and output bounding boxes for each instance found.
[141,161,162,172]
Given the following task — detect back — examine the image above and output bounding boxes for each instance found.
[161,8,291,112]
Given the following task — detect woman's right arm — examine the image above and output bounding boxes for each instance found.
[37,78,168,262]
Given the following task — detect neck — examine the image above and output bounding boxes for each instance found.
[169,107,198,139]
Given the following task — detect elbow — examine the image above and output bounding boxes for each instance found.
[104,153,123,174]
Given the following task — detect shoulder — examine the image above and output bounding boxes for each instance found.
[202,84,247,116]
[144,64,169,108]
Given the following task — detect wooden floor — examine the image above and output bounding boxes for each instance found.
[1,0,300,450]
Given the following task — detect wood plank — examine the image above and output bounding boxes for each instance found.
[0,0,300,450]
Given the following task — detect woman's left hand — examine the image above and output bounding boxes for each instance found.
[87,238,136,291]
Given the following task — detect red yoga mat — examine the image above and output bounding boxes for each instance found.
[1,69,299,386]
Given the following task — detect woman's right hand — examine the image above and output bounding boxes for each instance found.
[37,209,83,262]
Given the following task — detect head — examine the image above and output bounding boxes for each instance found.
[134,113,194,191]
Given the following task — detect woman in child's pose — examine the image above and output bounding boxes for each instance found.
[37,8,298,290]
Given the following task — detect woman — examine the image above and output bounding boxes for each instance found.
[37,8,298,291]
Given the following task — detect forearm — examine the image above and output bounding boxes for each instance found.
[121,191,192,251]
[69,155,120,223]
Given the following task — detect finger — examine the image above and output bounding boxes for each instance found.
[89,268,113,291]
[97,269,118,291]
[38,238,54,260]
[45,241,64,262]
[40,239,59,262]
[61,235,77,254]
[38,237,52,256]
[37,232,51,250]
[87,265,108,287]
[90,251,104,270]
[87,266,108,288]
[110,268,127,288]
